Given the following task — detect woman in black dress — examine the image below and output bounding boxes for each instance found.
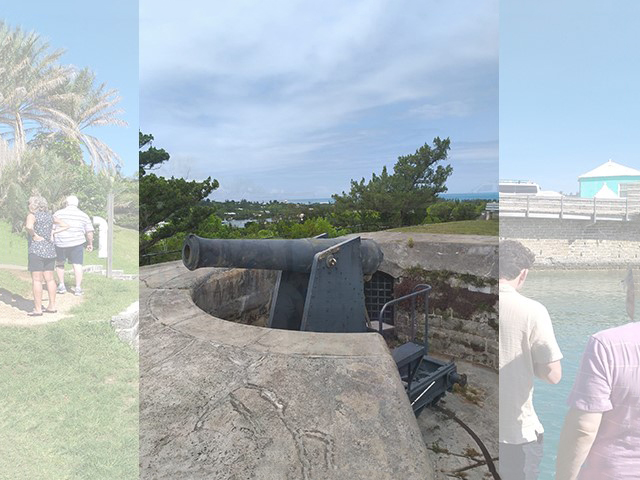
[25,196,68,316]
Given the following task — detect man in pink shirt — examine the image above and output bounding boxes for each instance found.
[556,321,640,479]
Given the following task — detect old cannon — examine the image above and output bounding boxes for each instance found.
[182,233,464,413]
[183,234,382,333]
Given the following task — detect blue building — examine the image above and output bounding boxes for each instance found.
[578,160,640,198]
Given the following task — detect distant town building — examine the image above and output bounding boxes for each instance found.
[578,159,640,198]
[499,180,561,197]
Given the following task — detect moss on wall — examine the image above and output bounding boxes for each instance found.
[395,268,497,320]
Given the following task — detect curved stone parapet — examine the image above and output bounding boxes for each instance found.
[140,261,434,479]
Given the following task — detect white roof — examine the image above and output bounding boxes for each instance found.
[594,183,619,199]
[579,159,640,179]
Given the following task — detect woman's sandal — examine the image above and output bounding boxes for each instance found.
[27,311,43,317]
[44,309,58,314]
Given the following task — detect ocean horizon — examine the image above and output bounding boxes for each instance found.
[281,192,499,204]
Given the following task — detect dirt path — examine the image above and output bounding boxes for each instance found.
[0,266,85,327]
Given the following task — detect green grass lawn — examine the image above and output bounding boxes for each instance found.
[0,269,32,297]
[0,273,139,479]
[388,218,499,236]
[1,220,28,266]
[0,220,138,274]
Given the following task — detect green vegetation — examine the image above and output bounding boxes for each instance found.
[92,226,138,274]
[143,201,496,265]
[389,219,498,236]
[0,268,31,297]
[1,220,138,274]
[424,199,488,224]
[139,132,218,259]
[430,442,450,454]
[333,137,453,230]
[396,268,498,321]
[0,219,28,266]
[1,21,137,271]
[0,22,125,170]
[453,383,485,406]
[403,267,497,288]
[0,22,137,479]
[0,274,138,479]
[140,136,495,265]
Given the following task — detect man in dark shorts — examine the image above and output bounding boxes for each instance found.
[53,195,94,296]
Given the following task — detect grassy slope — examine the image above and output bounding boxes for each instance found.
[0,269,32,297]
[0,220,138,273]
[0,225,139,479]
[0,276,139,479]
[1,220,28,266]
[388,218,499,236]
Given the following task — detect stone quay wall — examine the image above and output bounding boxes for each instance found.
[501,217,640,269]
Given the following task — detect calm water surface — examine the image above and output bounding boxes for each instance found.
[520,269,632,479]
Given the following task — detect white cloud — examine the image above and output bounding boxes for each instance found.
[140,0,498,199]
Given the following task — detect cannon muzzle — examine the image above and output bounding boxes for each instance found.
[182,234,383,275]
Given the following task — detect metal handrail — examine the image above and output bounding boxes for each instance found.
[378,284,432,354]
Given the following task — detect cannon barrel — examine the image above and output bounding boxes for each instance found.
[182,234,383,274]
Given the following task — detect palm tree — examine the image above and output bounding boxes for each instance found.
[51,68,127,172]
[0,22,126,172]
[0,22,73,156]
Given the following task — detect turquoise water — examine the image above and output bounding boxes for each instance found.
[440,192,499,200]
[520,270,632,479]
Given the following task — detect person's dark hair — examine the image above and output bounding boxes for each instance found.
[499,240,535,280]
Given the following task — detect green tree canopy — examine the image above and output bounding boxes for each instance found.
[139,132,219,256]
[332,137,452,229]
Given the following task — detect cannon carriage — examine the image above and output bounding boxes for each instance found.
[182,233,465,413]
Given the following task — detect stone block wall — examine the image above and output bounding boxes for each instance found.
[393,272,498,369]
[501,217,640,268]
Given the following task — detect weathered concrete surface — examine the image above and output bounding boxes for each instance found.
[193,268,277,325]
[354,232,498,279]
[418,360,498,479]
[140,261,435,479]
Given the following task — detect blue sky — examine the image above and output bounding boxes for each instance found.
[2,1,138,176]
[501,1,640,195]
[141,0,498,201]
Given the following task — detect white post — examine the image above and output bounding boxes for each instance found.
[107,192,114,279]
[92,216,108,258]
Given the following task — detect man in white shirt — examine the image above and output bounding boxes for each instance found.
[499,240,563,479]
[53,195,94,296]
